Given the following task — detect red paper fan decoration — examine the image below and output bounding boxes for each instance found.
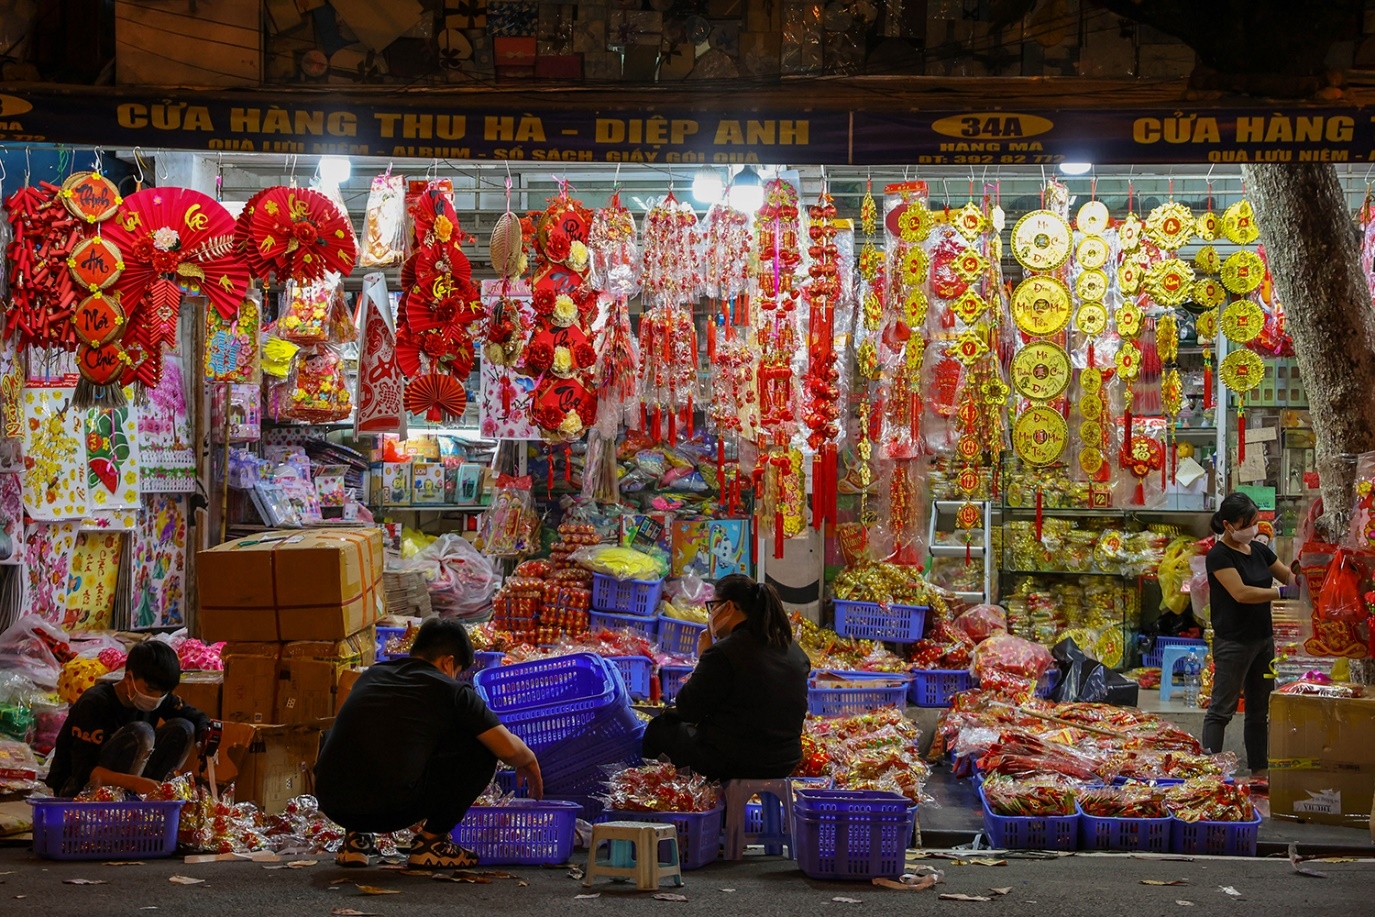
[237,186,356,284]
[403,372,468,422]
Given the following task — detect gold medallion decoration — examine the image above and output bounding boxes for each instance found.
[1162,368,1184,417]
[1074,269,1109,303]
[61,172,123,223]
[1075,235,1109,270]
[1192,276,1226,308]
[982,376,1010,407]
[1115,301,1145,338]
[1012,210,1072,271]
[953,248,989,282]
[1196,210,1220,241]
[1221,298,1264,343]
[1012,276,1072,336]
[950,330,990,365]
[1193,245,1221,275]
[1080,367,1103,395]
[1119,212,1143,252]
[1220,250,1264,295]
[901,247,929,286]
[1012,341,1072,401]
[956,435,981,461]
[895,202,933,242]
[1220,348,1265,393]
[1075,301,1108,335]
[1080,420,1104,443]
[1115,341,1142,381]
[1079,393,1104,418]
[1077,200,1110,235]
[1013,405,1069,466]
[1079,445,1105,475]
[1157,312,1179,363]
[1118,260,1143,295]
[1222,200,1260,245]
[953,202,988,240]
[1143,258,1195,307]
[952,290,987,324]
[1095,628,1124,669]
[1196,308,1219,339]
[904,289,930,327]
[1145,201,1195,251]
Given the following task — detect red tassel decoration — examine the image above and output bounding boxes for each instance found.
[1124,409,1133,453]
[965,537,972,567]
[1035,487,1044,541]
[1171,440,1178,485]
[717,439,726,500]
[1135,481,1146,505]
[870,398,884,442]
[707,317,717,362]
[686,396,694,441]
[1203,367,1214,410]
[1238,413,1246,465]
[812,454,824,531]
[651,406,662,443]
[547,445,555,498]
[564,444,572,486]
[1161,442,1167,489]
[501,382,513,416]
[910,392,921,442]
[667,406,677,444]
[775,510,785,559]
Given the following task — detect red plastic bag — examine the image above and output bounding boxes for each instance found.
[1315,549,1365,622]
[952,604,1007,643]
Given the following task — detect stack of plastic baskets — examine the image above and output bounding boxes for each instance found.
[473,653,645,798]
[1170,812,1262,857]
[833,600,928,643]
[658,664,693,703]
[979,787,1079,851]
[29,798,184,860]
[793,789,917,880]
[591,573,665,617]
[595,802,725,870]
[658,616,707,657]
[908,669,977,707]
[451,799,581,865]
[458,651,506,685]
[608,655,653,700]
[807,671,910,716]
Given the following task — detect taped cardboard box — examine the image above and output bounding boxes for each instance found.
[336,667,367,714]
[277,633,374,725]
[1269,690,1375,828]
[221,644,281,725]
[208,720,330,815]
[176,671,223,721]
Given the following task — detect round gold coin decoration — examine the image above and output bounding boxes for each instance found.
[1221,298,1265,343]
[1080,367,1103,395]
[1193,245,1221,275]
[1116,301,1145,338]
[1145,201,1195,250]
[1220,348,1265,393]
[1222,199,1260,245]
[1079,393,1104,418]
[1012,210,1072,271]
[1191,276,1226,308]
[1011,341,1072,401]
[1079,445,1105,475]
[1075,301,1109,335]
[1012,275,1073,336]
[1075,269,1110,303]
[1013,405,1069,466]
[1196,308,1219,339]
[1115,341,1142,381]
[1080,420,1104,443]
[1095,628,1124,669]
[1119,212,1143,252]
[1220,250,1264,295]
[1143,258,1196,307]
[1196,210,1220,241]
[1077,200,1110,235]
[1075,235,1110,270]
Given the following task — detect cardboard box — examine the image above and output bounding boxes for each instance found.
[336,667,366,714]
[277,633,373,725]
[176,671,223,721]
[217,721,330,814]
[221,645,281,725]
[412,462,446,504]
[1270,691,1375,828]
[671,518,712,578]
[383,462,413,505]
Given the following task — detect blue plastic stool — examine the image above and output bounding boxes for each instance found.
[1159,645,1204,702]
[724,779,793,859]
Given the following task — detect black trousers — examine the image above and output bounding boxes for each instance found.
[1202,636,1275,772]
[320,733,497,837]
[61,719,195,796]
[643,712,728,780]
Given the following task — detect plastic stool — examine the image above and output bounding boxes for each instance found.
[724,778,793,859]
[584,822,683,891]
[1159,645,1204,702]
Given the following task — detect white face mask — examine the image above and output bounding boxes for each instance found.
[1229,524,1259,545]
[129,684,166,712]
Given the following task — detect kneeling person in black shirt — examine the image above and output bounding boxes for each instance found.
[316,618,543,869]
[47,641,209,798]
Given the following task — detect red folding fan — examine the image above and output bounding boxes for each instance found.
[403,371,468,422]
[237,186,356,284]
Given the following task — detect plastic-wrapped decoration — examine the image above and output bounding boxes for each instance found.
[588,196,640,296]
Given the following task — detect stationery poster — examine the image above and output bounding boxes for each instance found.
[86,406,141,510]
[22,387,88,521]
[24,521,78,624]
[131,493,188,628]
[0,473,24,565]
[63,531,123,631]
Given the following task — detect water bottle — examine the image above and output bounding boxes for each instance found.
[1182,650,1202,708]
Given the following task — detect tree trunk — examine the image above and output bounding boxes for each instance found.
[1244,164,1375,683]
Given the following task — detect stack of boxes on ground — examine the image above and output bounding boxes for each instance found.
[196,528,383,812]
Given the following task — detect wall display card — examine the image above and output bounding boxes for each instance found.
[85,405,141,510]
[709,519,750,578]
[479,279,539,440]
[63,530,124,631]
[22,387,88,521]
[354,272,407,437]
[139,355,196,492]
[0,473,24,565]
[24,521,78,624]
[130,494,188,629]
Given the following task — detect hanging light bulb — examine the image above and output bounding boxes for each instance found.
[692,165,724,204]
[318,155,352,186]
[727,164,764,212]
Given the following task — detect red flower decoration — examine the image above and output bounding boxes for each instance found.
[524,340,554,373]
[546,229,571,261]
[292,221,319,245]
[574,342,596,368]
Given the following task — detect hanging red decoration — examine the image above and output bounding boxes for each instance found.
[403,371,468,422]
[235,185,356,285]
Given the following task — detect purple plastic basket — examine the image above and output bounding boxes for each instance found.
[1142,636,1208,670]
[375,625,408,662]
[658,616,707,657]
[589,610,660,644]
[909,669,977,707]
[540,718,647,797]
[979,789,1079,851]
[608,655,653,700]
[658,664,693,704]
[793,790,917,881]
[1169,812,1261,857]
[591,573,665,616]
[833,600,928,643]
[472,653,622,715]
[807,672,910,717]
[29,799,183,861]
[457,651,506,685]
[1079,811,1172,853]
[596,802,724,870]
[451,799,580,865]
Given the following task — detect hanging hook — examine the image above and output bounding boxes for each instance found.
[92,147,103,173]
[24,146,31,186]
[156,150,169,182]
[613,161,621,189]
[132,147,146,188]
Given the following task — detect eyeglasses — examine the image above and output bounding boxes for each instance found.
[705,599,728,612]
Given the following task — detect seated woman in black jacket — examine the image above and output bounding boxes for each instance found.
[642,574,810,780]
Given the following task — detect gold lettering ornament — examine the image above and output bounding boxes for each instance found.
[1075,269,1109,303]
[1192,276,1226,308]
[1145,201,1195,251]
[1196,209,1220,241]
[1075,235,1109,270]
[1222,199,1260,245]
[1220,348,1265,393]
[1220,250,1264,295]
[1143,258,1195,307]
[1012,276,1072,336]
[1011,341,1071,401]
[1193,245,1221,275]
[1012,210,1072,271]
[953,202,988,240]
[1075,301,1108,335]
[1221,298,1264,344]
[1013,405,1068,466]
[1077,200,1110,235]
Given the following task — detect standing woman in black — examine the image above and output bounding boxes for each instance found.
[1202,492,1299,781]
[642,574,810,780]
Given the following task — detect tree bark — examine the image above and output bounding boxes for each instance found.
[1244,164,1375,544]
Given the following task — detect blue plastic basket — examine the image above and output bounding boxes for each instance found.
[473,653,621,716]
[807,672,910,717]
[658,616,707,657]
[793,790,917,881]
[1078,811,1172,853]
[549,794,604,821]
[457,651,506,684]
[979,789,1079,851]
[1169,812,1261,857]
[1141,636,1208,670]
[1035,670,1061,699]
[451,799,580,865]
[833,600,928,643]
[597,802,724,870]
[540,713,647,797]
[589,610,660,644]
[608,656,653,700]
[591,573,666,616]
[745,777,835,832]
[29,799,183,861]
[658,664,693,704]
[908,669,977,707]
[375,625,408,662]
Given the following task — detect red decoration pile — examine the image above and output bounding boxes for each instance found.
[4,182,86,350]
[804,191,842,529]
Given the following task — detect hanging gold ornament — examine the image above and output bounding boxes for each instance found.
[896,201,933,242]
[1115,301,1145,337]
[1012,405,1069,466]
[1196,209,1220,241]
[1193,245,1221,274]
[1118,258,1144,295]
[952,290,988,324]
[950,330,990,365]
[953,201,988,241]
[1011,341,1072,401]
[1079,446,1105,475]
[1080,419,1104,443]
[1221,298,1265,343]
[904,289,929,328]
[1192,276,1226,308]
[982,376,1010,407]
[1080,367,1103,395]
[1220,348,1265,392]
[1075,235,1110,270]
[1177,441,1196,460]
[1145,201,1195,250]
[1079,393,1104,418]
[1222,200,1260,245]
[1012,275,1072,336]
[1119,211,1144,252]
[1220,250,1264,295]
[900,247,929,286]
[1115,341,1143,381]
[1162,368,1184,416]
[1196,308,1219,340]
[1157,312,1179,363]
[1143,258,1195,307]
[1075,269,1110,302]
[953,247,989,282]
[1077,200,1110,235]
[1012,210,1072,271]
[1075,301,1109,335]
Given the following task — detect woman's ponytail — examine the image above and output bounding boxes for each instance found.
[714,574,794,650]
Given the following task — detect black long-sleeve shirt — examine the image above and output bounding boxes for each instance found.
[673,627,810,778]
[47,682,210,794]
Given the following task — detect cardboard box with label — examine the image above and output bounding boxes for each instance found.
[176,671,223,721]
[204,720,330,814]
[221,644,281,725]
[1270,690,1375,828]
